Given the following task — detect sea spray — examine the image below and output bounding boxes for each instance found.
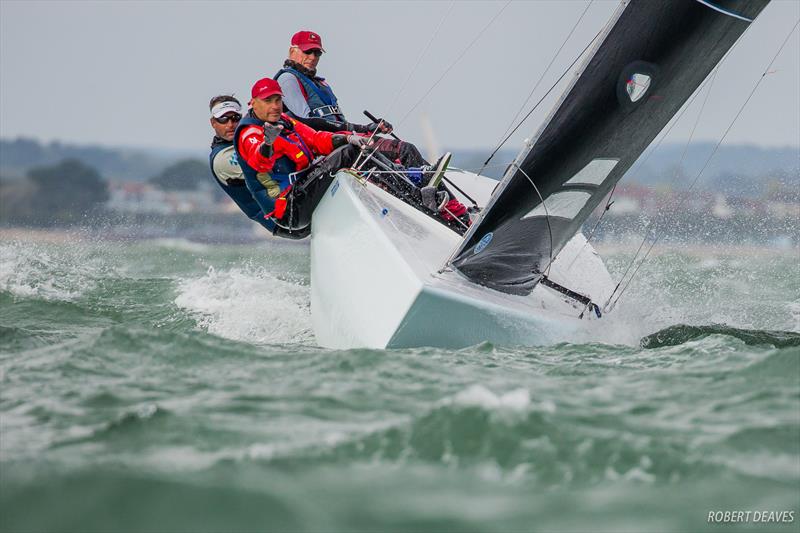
[1,240,797,532]
[175,264,313,345]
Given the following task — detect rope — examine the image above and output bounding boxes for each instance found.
[396,1,512,127]
[605,18,800,311]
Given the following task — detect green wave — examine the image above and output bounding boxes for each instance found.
[640,324,800,349]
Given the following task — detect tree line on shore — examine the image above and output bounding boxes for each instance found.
[0,158,214,227]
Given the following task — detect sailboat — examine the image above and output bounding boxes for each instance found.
[310,0,771,349]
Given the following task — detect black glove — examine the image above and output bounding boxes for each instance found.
[358,120,393,134]
[346,123,371,134]
[262,123,283,145]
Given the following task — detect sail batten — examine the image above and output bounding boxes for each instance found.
[450,0,770,296]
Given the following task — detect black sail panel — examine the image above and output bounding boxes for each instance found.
[451,0,770,295]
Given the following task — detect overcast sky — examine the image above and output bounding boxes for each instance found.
[1,0,798,155]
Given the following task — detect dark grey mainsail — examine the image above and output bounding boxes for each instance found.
[450,0,770,295]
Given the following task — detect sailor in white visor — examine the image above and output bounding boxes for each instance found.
[207,95,271,231]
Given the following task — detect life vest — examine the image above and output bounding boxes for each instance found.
[209,138,244,186]
[208,138,271,230]
[275,67,345,122]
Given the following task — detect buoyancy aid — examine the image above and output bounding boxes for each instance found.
[209,138,244,186]
[208,137,271,230]
[275,66,345,122]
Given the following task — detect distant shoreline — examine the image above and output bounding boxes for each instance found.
[593,242,798,257]
[0,227,80,244]
[2,227,797,256]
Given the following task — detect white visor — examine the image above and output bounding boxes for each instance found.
[211,100,242,118]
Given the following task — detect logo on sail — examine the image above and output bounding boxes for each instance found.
[626,73,651,102]
[474,232,493,255]
[616,61,659,110]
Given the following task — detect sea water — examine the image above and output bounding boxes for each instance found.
[1,237,798,532]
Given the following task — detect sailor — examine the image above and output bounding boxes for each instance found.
[276,30,468,223]
[233,77,367,239]
[208,95,272,231]
[276,30,445,172]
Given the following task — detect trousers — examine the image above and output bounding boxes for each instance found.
[271,144,360,240]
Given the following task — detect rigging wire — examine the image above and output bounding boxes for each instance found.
[478,20,608,176]
[477,28,602,176]
[396,0,512,127]
[483,1,594,172]
[605,67,721,311]
[604,18,800,311]
[383,1,456,118]
[565,184,617,271]
[443,21,606,270]
[513,163,555,277]
[565,71,719,272]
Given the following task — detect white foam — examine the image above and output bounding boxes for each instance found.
[449,384,531,411]
[151,238,210,253]
[578,250,800,345]
[0,241,98,301]
[788,301,800,333]
[175,265,313,345]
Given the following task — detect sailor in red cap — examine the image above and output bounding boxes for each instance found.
[233,77,368,239]
[275,30,430,164]
[275,30,467,225]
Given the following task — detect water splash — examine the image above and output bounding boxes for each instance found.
[593,249,800,345]
[0,240,111,301]
[175,265,313,345]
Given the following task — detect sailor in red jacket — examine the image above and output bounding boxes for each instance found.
[234,77,367,238]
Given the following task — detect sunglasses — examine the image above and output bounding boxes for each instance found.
[302,48,323,57]
[214,113,241,124]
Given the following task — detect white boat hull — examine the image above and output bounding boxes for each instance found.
[310,170,615,349]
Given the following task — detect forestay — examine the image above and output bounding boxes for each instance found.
[450,0,770,295]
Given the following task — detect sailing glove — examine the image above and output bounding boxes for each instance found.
[376,119,393,133]
[346,135,370,147]
[262,123,283,145]
[365,120,393,134]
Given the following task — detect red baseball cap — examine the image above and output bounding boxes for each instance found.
[291,30,325,52]
[250,77,283,100]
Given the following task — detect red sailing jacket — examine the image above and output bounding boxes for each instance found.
[236,113,335,175]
